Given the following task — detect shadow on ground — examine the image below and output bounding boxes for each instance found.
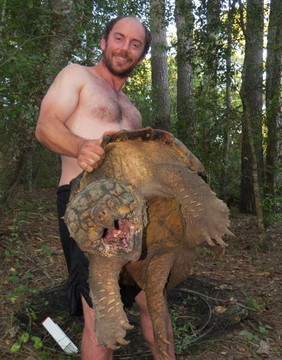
[16,275,248,359]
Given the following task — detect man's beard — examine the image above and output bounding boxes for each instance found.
[102,50,138,78]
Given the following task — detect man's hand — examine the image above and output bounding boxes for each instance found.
[77,131,116,172]
[77,139,105,173]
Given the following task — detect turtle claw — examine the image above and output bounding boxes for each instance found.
[226,229,235,237]
[117,337,130,345]
[107,343,120,350]
[161,350,174,360]
[156,330,174,359]
[121,320,134,330]
[213,234,227,247]
[160,335,171,345]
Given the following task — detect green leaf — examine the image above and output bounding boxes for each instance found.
[10,342,21,353]
[9,275,20,283]
[17,284,27,292]
[34,341,43,349]
[239,329,254,341]
[259,326,268,335]
[20,332,29,343]
[41,245,52,256]
[31,336,41,342]
[24,272,34,279]
[27,0,33,9]
[31,336,43,349]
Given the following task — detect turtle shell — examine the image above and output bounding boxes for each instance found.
[69,127,231,252]
[70,128,207,199]
[101,128,207,180]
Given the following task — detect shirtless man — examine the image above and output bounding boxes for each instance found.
[35,15,175,360]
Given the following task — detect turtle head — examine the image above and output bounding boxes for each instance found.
[64,179,147,261]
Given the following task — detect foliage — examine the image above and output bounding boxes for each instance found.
[0,0,57,199]
[10,332,43,353]
[239,322,272,343]
[263,190,282,224]
[0,0,280,217]
[124,59,153,127]
[170,309,197,354]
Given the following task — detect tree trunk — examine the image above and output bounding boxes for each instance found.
[175,0,195,148]
[265,0,282,200]
[150,0,171,131]
[206,0,221,87]
[239,0,264,214]
[220,0,235,201]
[195,0,221,164]
[245,103,266,244]
[0,0,7,37]
[39,0,83,96]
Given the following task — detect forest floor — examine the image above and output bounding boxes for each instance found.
[0,186,281,360]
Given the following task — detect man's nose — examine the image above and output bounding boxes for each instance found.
[120,40,130,52]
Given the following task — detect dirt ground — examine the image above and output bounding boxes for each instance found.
[0,186,281,360]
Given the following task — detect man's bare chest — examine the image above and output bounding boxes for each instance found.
[78,83,141,127]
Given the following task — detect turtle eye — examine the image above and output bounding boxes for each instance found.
[98,210,107,220]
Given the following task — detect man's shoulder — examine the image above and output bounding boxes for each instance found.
[119,91,133,105]
[54,64,95,88]
[60,63,91,76]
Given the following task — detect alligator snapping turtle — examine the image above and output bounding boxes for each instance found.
[64,128,232,359]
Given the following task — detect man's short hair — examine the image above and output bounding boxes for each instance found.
[103,15,151,59]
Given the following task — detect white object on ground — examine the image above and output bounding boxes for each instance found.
[42,316,78,354]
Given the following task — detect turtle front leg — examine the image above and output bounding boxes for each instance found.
[159,166,232,249]
[88,254,133,350]
[144,251,175,360]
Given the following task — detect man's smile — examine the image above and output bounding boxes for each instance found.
[114,52,131,63]
[115,56,128,62]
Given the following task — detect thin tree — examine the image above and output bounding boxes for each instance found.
[192,0,223,170]
[175,0,195,147]
[220,0,235,201]
[239,0,265,228]
[150,0,171,131]
[205,0,221,87]
[265,0,282,201]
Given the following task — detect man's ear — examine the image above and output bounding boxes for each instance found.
[101,37,106,51]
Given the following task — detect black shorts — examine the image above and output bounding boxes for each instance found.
[56,184,141,316]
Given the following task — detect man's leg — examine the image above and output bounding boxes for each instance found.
[135,290,175,360]
[81,296,113,360]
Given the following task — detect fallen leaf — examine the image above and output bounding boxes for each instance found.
[214,306,227,313]
[257,272,271,276]
[256,340,270,355]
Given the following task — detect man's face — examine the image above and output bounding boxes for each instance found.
[101,18,146,78]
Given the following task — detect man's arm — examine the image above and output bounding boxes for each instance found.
[35,64,104,172]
